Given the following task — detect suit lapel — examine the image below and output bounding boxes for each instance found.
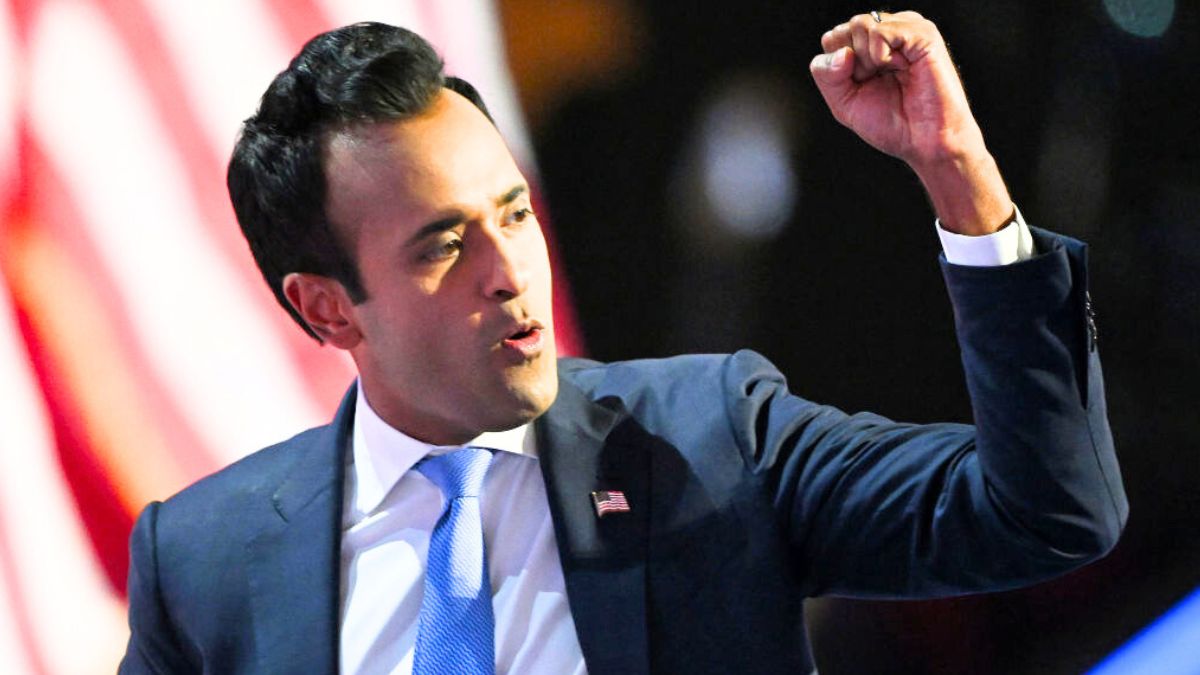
[245,387,355,674]
[239,377,652,674]
[536,376,650,675]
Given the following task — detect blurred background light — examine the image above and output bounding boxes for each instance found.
[1103,0,1175,37]
[697,77,798,240]
[1088,587,1200,674]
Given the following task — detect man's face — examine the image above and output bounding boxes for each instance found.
[323,90,557,444]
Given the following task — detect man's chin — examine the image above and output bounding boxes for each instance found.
[492,367,559,429]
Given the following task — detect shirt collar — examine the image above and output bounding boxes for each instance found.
[350,381,537,515]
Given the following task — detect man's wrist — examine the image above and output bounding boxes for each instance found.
[914,150,1013,236]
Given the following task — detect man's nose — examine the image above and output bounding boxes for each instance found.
[480,230,528,301]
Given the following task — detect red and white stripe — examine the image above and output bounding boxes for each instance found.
[0,2,579,672]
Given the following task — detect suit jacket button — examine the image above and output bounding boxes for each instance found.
[1085,292,1098,351]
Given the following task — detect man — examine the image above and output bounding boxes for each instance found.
[120,12,1126,675]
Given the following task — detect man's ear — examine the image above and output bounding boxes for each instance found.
[282,272,363,350]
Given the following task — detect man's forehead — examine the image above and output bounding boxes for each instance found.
[323,117,430,175]
[322,90,524,239]
[325,90,514,186]
[327,91,494,155]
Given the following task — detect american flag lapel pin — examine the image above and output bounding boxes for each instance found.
[591,490,631,518]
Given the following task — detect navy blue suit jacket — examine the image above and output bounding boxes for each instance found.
[119,228,1127,674]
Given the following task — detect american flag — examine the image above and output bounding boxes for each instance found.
[0,2,580,672]
[591,490,631,517]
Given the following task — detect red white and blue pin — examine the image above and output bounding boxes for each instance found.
[591,490,630,518]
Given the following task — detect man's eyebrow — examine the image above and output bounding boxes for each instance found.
[404,213,465,248]
[496,184,527,206]
[403,186,528,248]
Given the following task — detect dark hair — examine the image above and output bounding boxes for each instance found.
[227,22,493,341]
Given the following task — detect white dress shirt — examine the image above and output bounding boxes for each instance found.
[337,213,1034,674]
[937,206,1035,266]
[339,384,586,675]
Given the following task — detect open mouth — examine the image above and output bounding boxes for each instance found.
[508,326,537,341]
[500,324,544,356]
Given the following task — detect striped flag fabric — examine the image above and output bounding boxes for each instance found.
[0,2,580,672]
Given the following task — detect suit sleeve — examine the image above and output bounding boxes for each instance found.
[725,227,1127,598]
[119,502,196,674]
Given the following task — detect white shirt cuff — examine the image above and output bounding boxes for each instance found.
[936,205,1035,266]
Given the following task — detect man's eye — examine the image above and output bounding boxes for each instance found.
[507,207,535,225]
[422,237,462,262]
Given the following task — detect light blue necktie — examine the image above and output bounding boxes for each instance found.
[413,448,495,675]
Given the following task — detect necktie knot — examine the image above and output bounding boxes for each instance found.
[416,447,493,500]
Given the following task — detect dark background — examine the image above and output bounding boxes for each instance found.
[500,0,1199,672]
